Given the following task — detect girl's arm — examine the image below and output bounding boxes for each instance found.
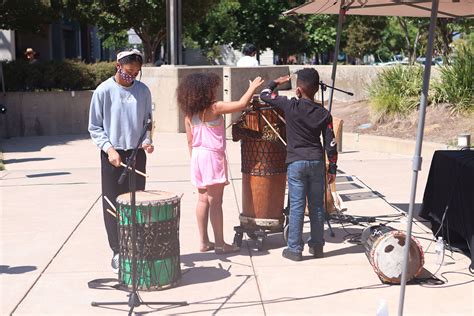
[184,116,193,156]
[212,76,264,115]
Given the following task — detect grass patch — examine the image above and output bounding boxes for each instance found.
[432,39,474,114]
[368,65,424,122]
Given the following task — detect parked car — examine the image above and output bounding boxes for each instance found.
[415,56,443,66]
[374,54,410,66]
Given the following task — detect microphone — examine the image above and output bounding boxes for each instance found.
[118,169,127,184]
[146,113,152,131]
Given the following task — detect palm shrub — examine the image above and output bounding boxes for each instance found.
[432,40,473,113]
[368,65,424,121]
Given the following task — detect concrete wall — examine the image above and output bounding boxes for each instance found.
[343,132,454,160]
[1,65,434,138]
[0,90,92,138]
[289,65,382,102]
[141,65,291,133]
[222,65,291,137]
[141,66,224,133]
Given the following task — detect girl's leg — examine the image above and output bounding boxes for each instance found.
[207,184,239,253]
[206,184,225,246]
[196,188,214,251]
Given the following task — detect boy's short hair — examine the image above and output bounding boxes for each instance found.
[296,68,319,97]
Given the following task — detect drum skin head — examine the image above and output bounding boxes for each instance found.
[372,232,424,283]
[117,190,179,205]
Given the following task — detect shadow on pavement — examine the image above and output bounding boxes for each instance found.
[1,134,90,153]
[391,203,432,227]
[26,171,71,178]
[3,157,54,164]
[181,252,244,268]
[392,203,422,215]
[0,265,37,274]
[179,266,231,287]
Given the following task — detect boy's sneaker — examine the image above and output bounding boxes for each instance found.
[111,253,119,274]
[282,248,302,261]
[309,245,324,258]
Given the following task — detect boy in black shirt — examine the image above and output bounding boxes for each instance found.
[260,68,338,261]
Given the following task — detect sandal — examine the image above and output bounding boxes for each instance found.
[215,244,240,254]
[199,242,215,252]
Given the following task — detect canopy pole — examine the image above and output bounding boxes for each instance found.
[398,1,439,315]
[327,1,346,113]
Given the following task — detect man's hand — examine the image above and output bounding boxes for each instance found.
[274,75,290,85]
[107,147,121,167]
[142,143,154,154]
[327,173,336,185]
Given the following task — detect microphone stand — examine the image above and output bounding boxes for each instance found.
[319,81,353,109]
[91,117,187,315]
[319,81,353,238]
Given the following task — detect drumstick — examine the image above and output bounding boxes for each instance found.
[104,196,122,220]
[260,112,287,146]
[106,208,117,218]
[120,162,148,178]
[104,195,116,212]
[272,109,286,124]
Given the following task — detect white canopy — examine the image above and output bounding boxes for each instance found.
[284,0,474,18]
[283,1,472,315]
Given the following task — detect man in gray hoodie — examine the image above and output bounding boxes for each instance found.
[88,49,154,273]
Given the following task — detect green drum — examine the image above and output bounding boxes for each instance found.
[117,190,181,291]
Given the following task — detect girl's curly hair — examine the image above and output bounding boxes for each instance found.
[177,72,220,117]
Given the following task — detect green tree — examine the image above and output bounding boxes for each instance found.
[0,0,63,33]
[188,0,307,64]
[271,14,309,63]
[66,0,218,63]
[375,17,408,62]
[343,16,388,62]
[305,14,337,64]
[185,0,240,62]
[395,17,429,64]
[233,0,307,62]
[434,18,473,63]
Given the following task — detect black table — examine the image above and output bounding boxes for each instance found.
[419,150,474,269]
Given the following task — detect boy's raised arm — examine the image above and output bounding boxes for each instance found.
[260,75,291,108]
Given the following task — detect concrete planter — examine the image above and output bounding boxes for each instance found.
[1,65,410,138]
[0,90,92,138]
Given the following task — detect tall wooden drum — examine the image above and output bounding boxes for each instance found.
[233,98,287,232]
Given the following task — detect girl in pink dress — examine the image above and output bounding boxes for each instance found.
[177,73,264,254]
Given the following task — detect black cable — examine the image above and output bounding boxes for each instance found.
[417,271,474,288]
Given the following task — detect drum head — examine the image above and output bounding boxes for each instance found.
[372,231,424,283]
[117,190,179,206]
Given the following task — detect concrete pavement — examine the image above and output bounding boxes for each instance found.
[1,133,472,315]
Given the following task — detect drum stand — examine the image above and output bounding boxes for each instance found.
[91,116,187,315]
